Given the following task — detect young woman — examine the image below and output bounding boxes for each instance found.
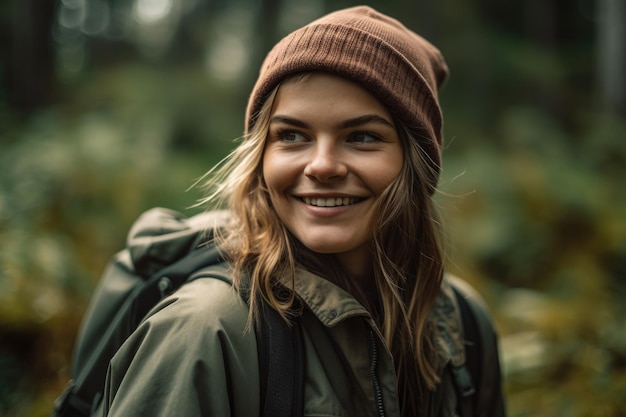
[100,6,506,417]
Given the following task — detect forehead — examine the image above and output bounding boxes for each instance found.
[271,72,393,120]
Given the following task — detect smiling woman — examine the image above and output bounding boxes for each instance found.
[96,6,506,417]
[263,73,403,280]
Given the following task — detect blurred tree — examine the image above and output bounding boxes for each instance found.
[478,0,596,128]
[4,0,59,117]
[597,0,625,115]
[253,0,281,64]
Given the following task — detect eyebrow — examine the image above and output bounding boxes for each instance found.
[269,114,395,129]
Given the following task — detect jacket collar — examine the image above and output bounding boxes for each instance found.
[292,268,370,326]
[292,267,465,374]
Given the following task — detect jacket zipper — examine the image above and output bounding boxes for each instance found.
[368,328,386,417]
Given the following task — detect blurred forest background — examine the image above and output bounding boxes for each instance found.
[1,0,625,416]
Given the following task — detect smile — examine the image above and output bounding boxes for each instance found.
[302,197,363,207]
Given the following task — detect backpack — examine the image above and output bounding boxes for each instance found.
[52,208,501,417]
[52,209,303,417]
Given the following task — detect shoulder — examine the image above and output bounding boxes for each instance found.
[110,276,253,367]
[431,274,500,368]
[443,274,507,416]
[445,274,491,313]
[104,274,260,417]
[443,273,500,359]
[444,273,499,338]
[144,277,251,338]
[108,276,256,383]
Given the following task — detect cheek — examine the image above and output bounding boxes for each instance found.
[366,159,403,195]
[262,151,292,197]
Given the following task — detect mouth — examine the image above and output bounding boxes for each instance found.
[301,196,365,207]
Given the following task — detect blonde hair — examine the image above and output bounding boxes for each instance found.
[198,87,298,321]
[199,81,444,414]
[372,121,444,413]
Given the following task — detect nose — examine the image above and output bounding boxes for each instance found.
[303,142,348,182]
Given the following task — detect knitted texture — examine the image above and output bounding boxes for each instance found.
[246,6,449,186]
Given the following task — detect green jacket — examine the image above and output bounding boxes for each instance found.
[99,208,505,417]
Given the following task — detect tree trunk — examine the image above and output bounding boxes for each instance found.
[597,0,625,115]
[7,0,59,116]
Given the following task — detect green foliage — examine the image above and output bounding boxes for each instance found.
[439,106,626,416]
[0,62,241,416]
[1,1,625,416]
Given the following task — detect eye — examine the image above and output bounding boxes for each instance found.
[347,132,382,144]
[274,129,307,143]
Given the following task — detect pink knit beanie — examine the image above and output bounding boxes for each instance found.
[246,6,449,188]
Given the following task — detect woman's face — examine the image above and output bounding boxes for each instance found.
[262,73,403,277]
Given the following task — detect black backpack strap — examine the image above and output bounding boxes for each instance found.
[257,302,304,417]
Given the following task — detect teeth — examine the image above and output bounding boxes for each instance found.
[303,197,359,207]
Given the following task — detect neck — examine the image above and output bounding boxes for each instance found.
[296,244,380,310]
[335,251,379,309]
